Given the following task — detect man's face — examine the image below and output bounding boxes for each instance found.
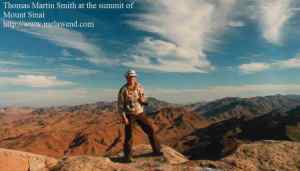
[127,76,137,85]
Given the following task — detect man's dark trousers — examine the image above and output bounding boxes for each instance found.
[124,112,161,158]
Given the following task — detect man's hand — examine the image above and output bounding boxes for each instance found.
[121,112,129,125]
[139,96,148,106]
[122,116,129,125]
[141,101,149,106]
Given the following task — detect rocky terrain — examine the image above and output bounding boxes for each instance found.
[195,140,300,171]
[1,141,299,171]
[0,106,34,123]
[0,94,300,170]
[0,98,209,158]
[176,106,300,160]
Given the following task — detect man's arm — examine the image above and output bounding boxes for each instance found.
[117,87,129,124]
[138,85,148,106]
[117,88,124,114]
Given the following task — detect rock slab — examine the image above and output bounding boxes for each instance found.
[0,148,58,171]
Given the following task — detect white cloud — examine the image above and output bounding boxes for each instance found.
[0,61,99,76]
[126,0,237,73]
[256,0,295,44]
[0,67,44,74]
[59,64,99,76]
[0,88,115,107]
[239,62,271,74]
[0,51,28,59]
[0,51,28,65]
[0,75,73,88]
[228,21,245,27]
[15,26,108,64]
[0,61,21,65]
[239,54,300,74]
[124,37,213,73]
[62,49,72,57]
[277,55,300,68]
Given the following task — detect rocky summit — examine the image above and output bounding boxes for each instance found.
[0,141,299,171]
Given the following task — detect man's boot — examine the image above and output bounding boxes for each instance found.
[123,155,133,163]
[151,150,163,156]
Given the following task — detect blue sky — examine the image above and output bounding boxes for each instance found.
[0,0,300,106]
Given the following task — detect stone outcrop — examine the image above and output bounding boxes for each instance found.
[161,146,189,164]
[222,140,300,171]
[0,145,199,171]
[0,148,57,171]
[52,156,138,171]
[1,141,299,171]
[196,140,300,171]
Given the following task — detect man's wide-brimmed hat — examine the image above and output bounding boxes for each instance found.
[125,69,137,78]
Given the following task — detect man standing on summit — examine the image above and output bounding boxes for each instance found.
[118,69,162,162]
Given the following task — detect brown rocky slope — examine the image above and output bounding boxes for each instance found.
[0,103,209,158]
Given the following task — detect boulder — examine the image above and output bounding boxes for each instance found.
[161,146,189,164]
[222,140,300,171]
[53,156,138,171]
[0,148,58,171]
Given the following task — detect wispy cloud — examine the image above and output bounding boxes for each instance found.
[59,64,99,76]
[124,37,213,72]
[0,88,115,107]
[0,61,21,65]
[14,26,108,64]
[277,55,300,68]
[0,64,99,76]
[256,0,295,44]
[239,53,300,74]
[0,49,100,76]
[0,60,100,77]
[228,21,245,27]
[62,49,72,57]
[0,51,29,66]
[0,67,45,75]
[126,0,237,73]
[239,62,271,74]
[0,75,73,88]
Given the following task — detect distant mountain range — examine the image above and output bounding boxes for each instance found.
[190,94,300,120]
[1,94,300,120]
[28,97,176,115]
